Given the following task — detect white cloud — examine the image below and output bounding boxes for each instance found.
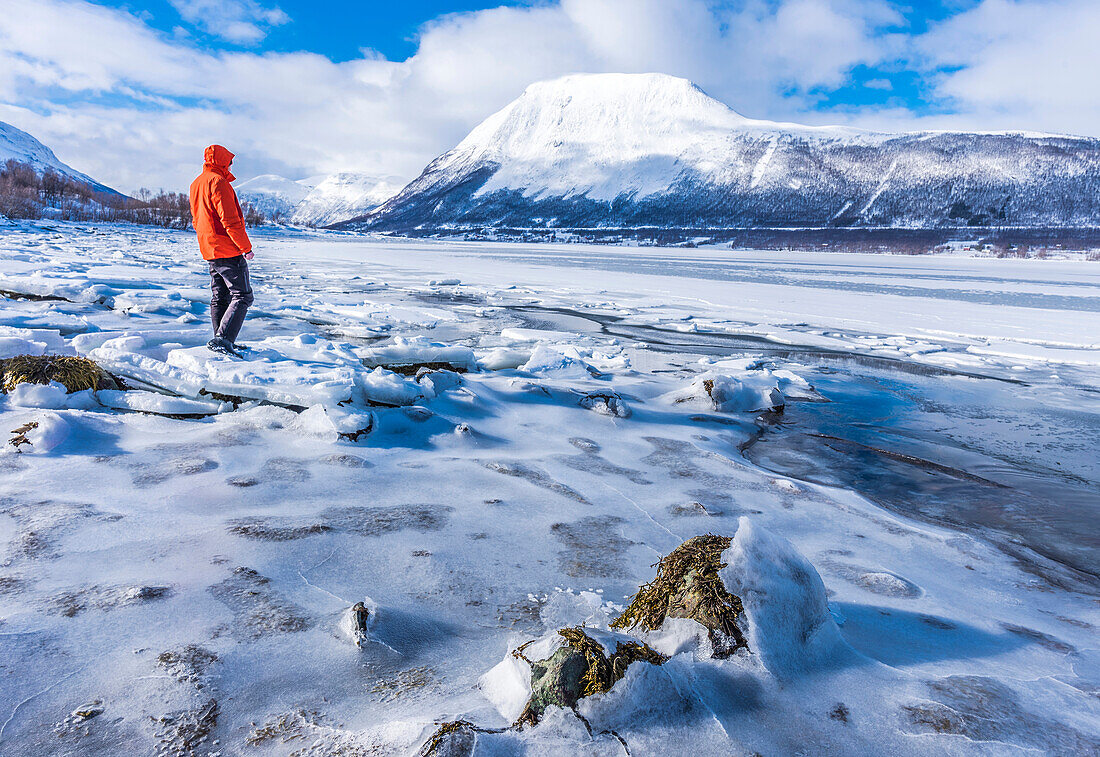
[914,0,1100,136]
[168,0,289,44]
[0,0,1094,194]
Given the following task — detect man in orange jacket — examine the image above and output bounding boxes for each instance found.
[189,144,254,356]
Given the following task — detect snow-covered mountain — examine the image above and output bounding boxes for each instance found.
[344,73,1100,232]
[1,120,119,195]
[236,174,315,220]
[289,173,403,227]
[236,172,401,226]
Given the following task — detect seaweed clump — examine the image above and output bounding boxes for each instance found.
[418,719,504,757]
[0,354,121,393]
[8,421,37,451]
[514,626,667,727]
[611,534,748,657]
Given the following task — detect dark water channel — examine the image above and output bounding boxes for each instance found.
[508,305,1100,592]
[745,368,1100,591]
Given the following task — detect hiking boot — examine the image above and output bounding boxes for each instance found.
[232,342,251,352]
[207,337,241,357]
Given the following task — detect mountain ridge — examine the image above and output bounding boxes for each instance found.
[339,73,1100,234]
[237,172,402,226]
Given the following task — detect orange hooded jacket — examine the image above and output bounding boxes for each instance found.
[189,145,252,260]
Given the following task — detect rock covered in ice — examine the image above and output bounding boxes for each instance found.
[162,343,363,406]
[416,368,462,397]
[611,534,747,657]
[636,616,714,658]
[578,391,631,418]
[357,336,477,373]
[611,521,852,675]
[356,367,424,407]
[720,517,853,676]
[521,344,597,378]
[294,404,376,441]
[95,389,227,416]
[668,370,785,413]
[481,626,667,727]
[338,600,376,648]
[480,633,562,723]
[477,346,532,371]
[573,655,695,736]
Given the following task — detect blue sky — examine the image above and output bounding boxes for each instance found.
[94,1,538,61]
[1,0,1095,192]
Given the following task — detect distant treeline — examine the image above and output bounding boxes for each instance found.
[449,225,1100,258]
[0,159,266,228]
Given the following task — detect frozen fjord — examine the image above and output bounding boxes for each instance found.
[0,221,1098,755]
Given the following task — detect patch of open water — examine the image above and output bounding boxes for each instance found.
[506,304,1100,591]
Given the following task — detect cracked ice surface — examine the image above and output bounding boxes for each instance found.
[0,220,1098,755]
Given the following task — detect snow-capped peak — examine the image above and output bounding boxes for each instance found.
[236,174,313,196]
[235,172,403,226]
[449,74,745,190]
[289,173,404,227]
[429,72,870,202]
[359,71,1100,231]
[460,72,750,155]
[236,174,314,219]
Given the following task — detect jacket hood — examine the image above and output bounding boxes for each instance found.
[203,144,236,181]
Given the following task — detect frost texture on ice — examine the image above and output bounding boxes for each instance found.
[1,222,1098,755]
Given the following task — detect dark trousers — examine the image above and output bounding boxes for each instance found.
[209,255,254,343]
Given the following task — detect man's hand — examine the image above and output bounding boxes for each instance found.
[244,251,255,261]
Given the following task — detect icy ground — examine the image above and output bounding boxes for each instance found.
[0,220,1098,756]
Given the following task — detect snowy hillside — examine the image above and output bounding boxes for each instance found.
[289,172,403,227]
[0,120,118,195]
[236,172,401,226]
[235,174,314,220]
[346,73,1100,233]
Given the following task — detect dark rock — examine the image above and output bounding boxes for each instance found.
[612,534,748,657]
[514,626,668,727]
[578,391,631,418]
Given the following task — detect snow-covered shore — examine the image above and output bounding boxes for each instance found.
[0,221,1097,755]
